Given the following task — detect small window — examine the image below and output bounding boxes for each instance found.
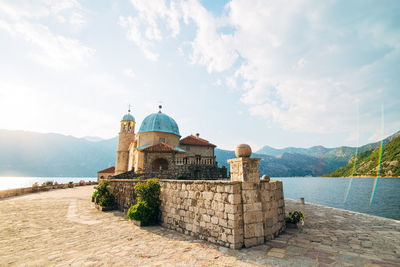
[159,138,165,143]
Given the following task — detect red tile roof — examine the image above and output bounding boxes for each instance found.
[179,135,216,147]
[142,142,180,152]
[97,166,115,173]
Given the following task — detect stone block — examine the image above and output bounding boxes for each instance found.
[254,222,264,237]
[213,193,222,201]
[242,182,258,190]
[228,193,242,204]
[266,217,273,227]
[244,237,258,247]
[243,211,263,224]
[211,216,219,225]
[224,185,233,193]
[219,218,228,227]
[218,202,225,212]
[243,202,262,212]
[244,223,256,238]
[225,204,240,213]
[242,190,261,203]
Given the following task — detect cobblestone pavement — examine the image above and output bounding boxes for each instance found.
[0,186,399,266]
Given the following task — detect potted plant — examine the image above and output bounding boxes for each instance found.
[285,210,305,229]
[32,182,39,192]
[127,178,160,226]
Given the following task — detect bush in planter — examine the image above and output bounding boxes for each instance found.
[99,191,115,207]
[92,190,99,202]
[127,178,160,226]
[68,181,74,188]
[285,210,305,224]
[92,180,115,208]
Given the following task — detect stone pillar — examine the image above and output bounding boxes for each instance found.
[228,144,264,248]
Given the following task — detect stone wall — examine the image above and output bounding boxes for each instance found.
[108,179,139,212]
[159,180,244,249]
[107,177,285,249]
[111,164,227,180]
[260,180,285,240]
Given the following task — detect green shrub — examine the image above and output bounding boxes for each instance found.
[68,181,74,188]
[127,178,160,226]
[92,180,115,207]
[99,191,115,207]
[286,210,305,224]
[134,178,161,208]
[92,190,99,202]
[127,200,158,225]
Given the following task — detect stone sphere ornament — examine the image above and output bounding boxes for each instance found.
[261,175,270,182]
[235,144,252,158]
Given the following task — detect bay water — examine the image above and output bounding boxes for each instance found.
[1,176,399,220]
[0,177,96,191]
[277,177,400,220]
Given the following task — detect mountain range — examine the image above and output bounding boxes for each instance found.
[0,129,398,177]
[323,135,400,177]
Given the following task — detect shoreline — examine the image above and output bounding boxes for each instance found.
[0,182,98,199]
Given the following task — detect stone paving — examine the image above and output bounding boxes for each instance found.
[0,186,399,266]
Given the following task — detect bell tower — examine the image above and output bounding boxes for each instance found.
[115,108,136,175]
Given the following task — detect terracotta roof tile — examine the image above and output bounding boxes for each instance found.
[179,135,216,147]
[97,166,115,173]
[141,142,180,152]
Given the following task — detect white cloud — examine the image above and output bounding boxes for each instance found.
[0,0,92,69]
[120,0,400,135]
[180,0,237,72]
[119,16,159,61]
[119,0,181,61]
[123,68,136,78]
[0,20,94,69]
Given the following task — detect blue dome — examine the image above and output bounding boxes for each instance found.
[122,113,135,121]
[138,112,180,136]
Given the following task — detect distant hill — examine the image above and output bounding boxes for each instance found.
[216,150,341,177]
[324,135,400,177]
[256,131,400,159]
[253,131,400,176]
[0,129,398,177]
[0,130,117,177]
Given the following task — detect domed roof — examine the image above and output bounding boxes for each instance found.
[138,112,180,136]
[122,113,135,121]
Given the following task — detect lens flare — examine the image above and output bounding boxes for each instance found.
[344,146,358,202]
[369,104,384,206]
[344,104,359,203]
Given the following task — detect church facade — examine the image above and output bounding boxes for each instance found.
[110,107,226,180]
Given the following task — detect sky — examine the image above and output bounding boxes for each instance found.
[0,0,399,151]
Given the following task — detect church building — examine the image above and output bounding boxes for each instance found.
[107,106,226,180]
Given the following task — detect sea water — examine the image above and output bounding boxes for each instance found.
[1,176,399,220]
[277,177,400,220]
[0,177,96,191]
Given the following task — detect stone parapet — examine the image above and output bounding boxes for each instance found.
[108,176,285,249]
[228,157,261,183]
[159,180,244,249]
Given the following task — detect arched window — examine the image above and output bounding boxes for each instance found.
[152,158,169,171]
